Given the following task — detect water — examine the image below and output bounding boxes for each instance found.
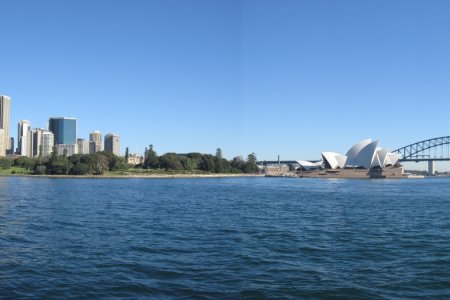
[1,177,450,299]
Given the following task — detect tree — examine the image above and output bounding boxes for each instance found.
[159,153,183,171]
[80,153,109,175]
[46,156,71,175]
[200,154,215,173]
[144,144,159,169]
[244,153,258,173]
[183,157,198,170]
[231,156,245,173]
[33,156,47,175]
[14,156,35,170]
[33,164,46,175]
[221,158,231,173]
[215,148,223,173]
[97,151,128,171]
[125,147,129,161]
[0,157,12,169]
[70,163,90,175]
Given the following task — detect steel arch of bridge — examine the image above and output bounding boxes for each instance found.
[393,136,450,161]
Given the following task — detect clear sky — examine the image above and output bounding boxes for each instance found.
[2,0,450,169]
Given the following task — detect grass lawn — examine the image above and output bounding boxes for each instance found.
[0,167,30,175]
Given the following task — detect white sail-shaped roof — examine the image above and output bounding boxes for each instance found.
[375,148,389,167]
[335,155,347,168]
[372,152,382,167]
[345,139,372,163]
[322,152,347,169]
[345,140,379,169]
[322,152,339,169]
[386,153,400,166]
[297,160,323,170]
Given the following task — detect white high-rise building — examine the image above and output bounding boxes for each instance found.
[0,95,11,156]
[0,129,4,156]
[31,128,54,157]
[31,128,42,157]
[89,131,102,153]
[77,138,90,154]
[18,120,32,157]
[104,134,120,156]
[41,130,54,157]
[55,144,78,157]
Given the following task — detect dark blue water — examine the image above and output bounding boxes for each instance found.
[1,177,450,299]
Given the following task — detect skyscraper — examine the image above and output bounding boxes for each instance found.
[8,137,14,155]
[0,95,11,156]
[104,134,120,156]
[77,138,89,154]
[41,130,54,157]
[18,120,32,157]
[48,117,77,145]
[89,131,102,153]
[31,128,54,157]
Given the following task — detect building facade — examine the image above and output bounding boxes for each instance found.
[31,128,54,157]
[49,117,77,145]
[8,137,14,155]
[41,130,54,157]
[77,138,89,154]
[0,129,4,156]
[89,141,99,154]
[55,144,78,157]
[127,154,143,165]
[89,131,102,153]
[0,95,11,156]
[104,134,120,156]
[18,120,32,157]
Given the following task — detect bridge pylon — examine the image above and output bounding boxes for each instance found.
[428,160,435,175]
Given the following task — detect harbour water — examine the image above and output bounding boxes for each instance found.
[1,177,450,299]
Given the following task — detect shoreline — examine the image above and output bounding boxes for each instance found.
[0,173,265,179]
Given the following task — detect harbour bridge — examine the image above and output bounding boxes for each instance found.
[393,136,450,174]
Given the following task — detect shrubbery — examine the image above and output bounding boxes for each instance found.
[0,157,12,169]
[4,147,258,175]
[9,151,128,175]
[141,146,258,174]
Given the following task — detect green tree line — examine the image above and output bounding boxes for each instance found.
[140,146,258,173]
[0,151,128,175]
[0,146,259,175]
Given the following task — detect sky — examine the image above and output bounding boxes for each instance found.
[1,0,450,170]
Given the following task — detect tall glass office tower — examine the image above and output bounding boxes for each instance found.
[48,117,77,145]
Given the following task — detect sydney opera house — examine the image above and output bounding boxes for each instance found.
[297,139,405,178]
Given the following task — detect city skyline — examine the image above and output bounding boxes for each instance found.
[2,1,450,162]
[0,97,122,158]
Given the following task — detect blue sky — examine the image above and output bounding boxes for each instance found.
[1,0,450,169]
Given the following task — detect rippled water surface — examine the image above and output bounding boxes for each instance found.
[1,176,450,299]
